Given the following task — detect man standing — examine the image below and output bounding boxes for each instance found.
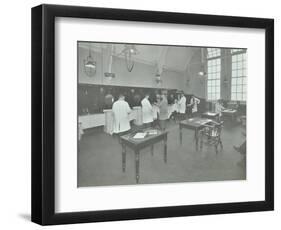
[188,95,201,117]
[141,93,153,127]
[158,94,169,130]
[178,92,186,120]
[112,94,131,134]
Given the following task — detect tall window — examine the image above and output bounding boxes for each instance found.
[231,49,247,101]
[207,48,221,101]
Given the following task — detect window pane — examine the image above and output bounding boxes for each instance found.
[237,62,242,69]
[237,85,242,92]
[238,69,242,76]
[237,78,242,84]
[237,93,242,100]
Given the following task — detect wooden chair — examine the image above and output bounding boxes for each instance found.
[199,121,223,154]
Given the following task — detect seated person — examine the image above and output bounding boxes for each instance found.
[215,99,225,119]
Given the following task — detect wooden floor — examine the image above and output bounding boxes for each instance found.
[78,118,246,187]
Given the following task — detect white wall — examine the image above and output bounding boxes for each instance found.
[0,0,279,229]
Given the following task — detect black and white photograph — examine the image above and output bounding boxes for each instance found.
[77,42,247,186]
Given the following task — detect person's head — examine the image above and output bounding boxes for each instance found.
[145,93,150,99]
[118,94,125,100]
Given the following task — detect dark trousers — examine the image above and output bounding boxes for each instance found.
[143,122,152,129]
[190,112,199,118]
[179,113,186,121]
[159,120,167,130]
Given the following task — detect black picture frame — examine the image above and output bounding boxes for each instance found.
[31,4,274,225]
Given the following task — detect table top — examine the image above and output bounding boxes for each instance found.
[222,109,237,114]
[120,128,168,145]
[180,117,212,129]
[202,112,219,117]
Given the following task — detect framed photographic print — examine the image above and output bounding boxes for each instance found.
[31,4,274,225]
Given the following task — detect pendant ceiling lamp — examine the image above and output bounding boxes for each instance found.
[84,44,96,77]
[122,44,139,72]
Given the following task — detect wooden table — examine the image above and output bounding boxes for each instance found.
[201,112,220,122]
[179,118,212,151]
[120,129,168,183]
[221,109,237,122]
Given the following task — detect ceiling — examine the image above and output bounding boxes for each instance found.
[79,42,200,73]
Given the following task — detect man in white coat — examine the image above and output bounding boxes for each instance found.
[141,94,153,127]
[178,92,186,120]
[112,94,131,134]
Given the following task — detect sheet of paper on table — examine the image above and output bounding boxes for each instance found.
[195,120,209,125]
[146,130,158,135]
[223,109,237,112]
[133,132,147,139]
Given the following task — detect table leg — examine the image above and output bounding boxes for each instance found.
[180,126,182,145]
[122,143,126,172]
[151,145,154,156]
[135,150,140,184]
[195,129,199,151]
[164,136,167,163]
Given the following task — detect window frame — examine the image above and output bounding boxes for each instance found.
[231,49,247,102]
[206,48,222,101]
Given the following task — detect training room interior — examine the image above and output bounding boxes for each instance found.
[77,42,247,187]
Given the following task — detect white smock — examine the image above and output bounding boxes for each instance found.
[178,96,186,114]
[141,98,153,124]
[112,100,131,133]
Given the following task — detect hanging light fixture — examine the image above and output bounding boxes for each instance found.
[155,63,163,85]
[84,44,96,77]
[155,75,163,85]
[118,44,139,72]
[198,48,207,77]
[104,45,116,81]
